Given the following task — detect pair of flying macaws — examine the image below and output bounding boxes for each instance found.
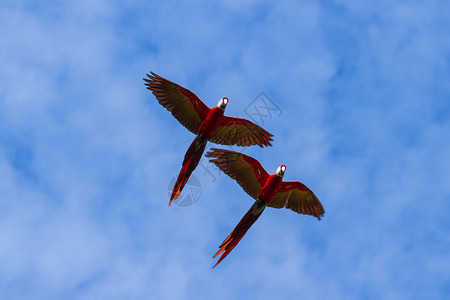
[144,72,325,268]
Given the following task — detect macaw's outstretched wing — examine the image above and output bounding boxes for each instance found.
[144,72,210,134]
[205,149,269,199]
[268,181,324,220]
[208,117,273,147]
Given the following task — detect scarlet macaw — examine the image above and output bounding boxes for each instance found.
[206,148,324,268]
[144,73,273,206]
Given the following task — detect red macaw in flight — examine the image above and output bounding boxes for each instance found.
[144,72,273,206]
[206,148,324,268]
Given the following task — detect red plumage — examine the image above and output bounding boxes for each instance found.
[144,72,273,205]
[206,149,324,267]
[169,136,207,206]
[213,202,265,268]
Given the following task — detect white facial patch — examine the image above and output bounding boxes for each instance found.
[276,166,285,176]
[217,98,228,109]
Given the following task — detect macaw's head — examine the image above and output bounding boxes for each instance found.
[217,97,228,110]
[276,165,286,177]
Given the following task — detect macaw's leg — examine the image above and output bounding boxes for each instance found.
[213,200,266,268]
[169,135,207,206]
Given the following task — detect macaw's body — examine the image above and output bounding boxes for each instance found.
[144,72,273,206]
[206,149,325,268]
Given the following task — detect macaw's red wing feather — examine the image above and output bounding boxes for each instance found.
[213,203,264,268]
[208,116,273,147]
[205,148,269,199]
[268,181,324,220]
[170,136,207,206]
[144,72,210,134]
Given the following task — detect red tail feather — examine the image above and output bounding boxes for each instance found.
[213,202,265,268]
[169,136,206,206]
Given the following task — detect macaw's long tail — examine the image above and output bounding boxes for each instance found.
[169,135,207,206]
[213,201,266,268]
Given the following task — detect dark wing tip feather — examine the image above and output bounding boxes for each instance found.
[205,148,223,157]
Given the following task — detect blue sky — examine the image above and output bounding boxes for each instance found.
[1,0,449,299]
